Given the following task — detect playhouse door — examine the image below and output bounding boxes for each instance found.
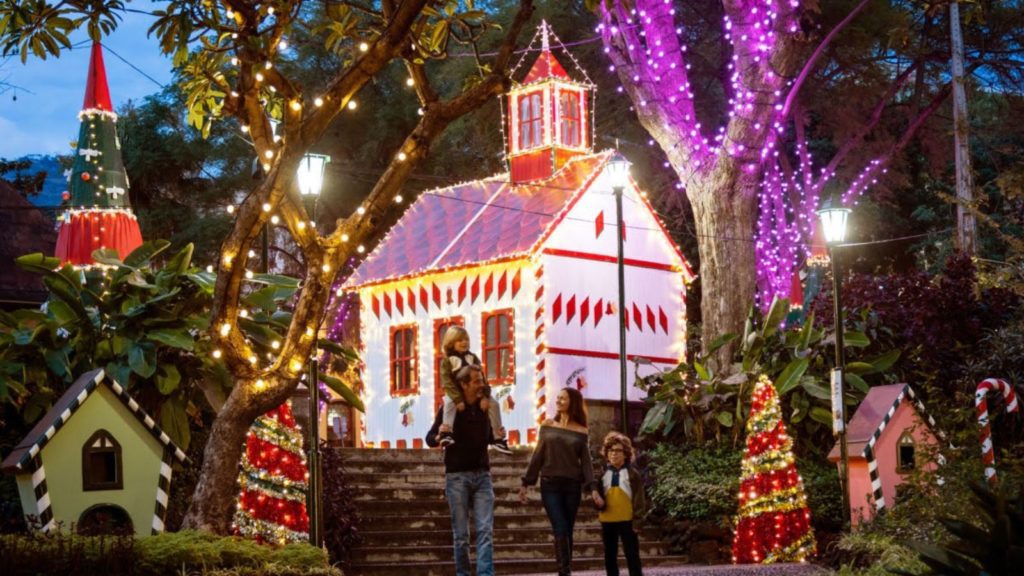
[433,317,465,413]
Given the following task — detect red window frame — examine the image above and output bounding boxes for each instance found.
[389,324,418,396]
[559,90,581,147]
[518,92,543,150]
[481,309,515,386]
[433,316,465,412]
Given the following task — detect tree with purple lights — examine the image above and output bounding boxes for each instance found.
[594,0,1022,364]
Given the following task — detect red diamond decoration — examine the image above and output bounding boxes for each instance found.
[633,303,643,332]
[458,278,467,305]
[594,298,603,326]
[432,283,442,308]
[383,292,392,317]
[647,305,656,332]
[566,295,576,324]
[420,285,429,311]
[372,295,380,319]
[395,291,404,315]
[471,275,480,304]
[552,294,563,324]
[511,269,522,298]
[497,271,507,300]
[659,306,669,333]
[595,210,605,238]
[407,288,416,314]
[580,297,590,325]
[483,273,493,302]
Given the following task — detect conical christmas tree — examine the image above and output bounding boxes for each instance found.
[55,42,143,265]
[732,374,815,564]
[233,401,310,544]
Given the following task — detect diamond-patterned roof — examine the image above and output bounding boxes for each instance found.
[347,152,611,288]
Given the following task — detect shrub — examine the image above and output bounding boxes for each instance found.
[0,530,338,576]
[647,443,843,531]
[832,532,927,576]
[322,447,362,569]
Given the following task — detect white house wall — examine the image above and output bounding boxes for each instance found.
[536,165,688,412]
[357,261,543,448]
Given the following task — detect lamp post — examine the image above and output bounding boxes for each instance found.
[297,153,330,547]
[607,153,631,435]
[817,197,852,526]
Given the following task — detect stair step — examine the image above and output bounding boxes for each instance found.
[356,499,603,516]
[358,512,600,531]
[358,527,663,546]
[347,472,530,488]
[349,554,692,576]
[353,540,671,563]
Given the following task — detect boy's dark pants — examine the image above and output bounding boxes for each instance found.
[600,521,643,576]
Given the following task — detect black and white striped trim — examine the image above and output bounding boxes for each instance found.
[862,384,944,512]
[152,447,175,534]
[27,455,55,531]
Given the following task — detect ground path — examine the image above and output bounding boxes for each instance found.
[513,563,825,575]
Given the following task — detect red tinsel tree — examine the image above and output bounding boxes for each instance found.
[233,401,309,544]
[732,375,815,564]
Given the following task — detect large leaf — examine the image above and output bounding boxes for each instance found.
[796,312,815,351]
[155,365,182,395]
[761,297,789,338]
[14,253,62,274]
[249,273,301,288]
[186,271,217,293]
[243,285,298,312]
[164,243,194,274]
[809,406,833,426]
[159,395,191,450]
[801,377,832,400]
[845,372,870,394]
[317,339,359,362]
[145,328,195,351]
[319,372,365,412]
[867,349,902,373]
[124,239,171,268]
[715,411,733,428]
[704,333,738,358]
[845,361,875,375]
[129,344,157,378]
[639,402,670,436]
[776,357,810,395]
[843,330,870,348]
[91,248,126,268]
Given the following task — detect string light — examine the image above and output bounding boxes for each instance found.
[220,322,232,337]
[347,100,358,110]
[359,42,369,52]
[314,97,323,107]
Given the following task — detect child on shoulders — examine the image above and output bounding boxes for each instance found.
[438,326,511,454]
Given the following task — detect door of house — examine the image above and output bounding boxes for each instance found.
[433,316,465,413]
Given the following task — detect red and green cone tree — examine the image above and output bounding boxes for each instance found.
[233,401,309,544]
[732,375,815,564]
[55,42,143,265]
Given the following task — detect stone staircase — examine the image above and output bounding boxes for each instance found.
[338,447,688,575]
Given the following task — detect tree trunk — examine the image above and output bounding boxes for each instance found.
[181,380,291,533]
[689,163,758,370]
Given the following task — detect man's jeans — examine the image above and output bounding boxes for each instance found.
[445,470,495,576]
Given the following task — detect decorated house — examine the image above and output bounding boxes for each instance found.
[1,369,188,535]
[828,384,943,525]
[341,24,694,449]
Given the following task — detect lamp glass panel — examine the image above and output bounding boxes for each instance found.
[297,154,329,196]
[818,207,850,243]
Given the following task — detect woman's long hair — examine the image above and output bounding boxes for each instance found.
[561,387,588,428]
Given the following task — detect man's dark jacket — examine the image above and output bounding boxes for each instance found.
[425,401,493,473]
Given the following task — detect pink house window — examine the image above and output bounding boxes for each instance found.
[518,93,543,150]
[559,91,580,147]
[897,432,915,471]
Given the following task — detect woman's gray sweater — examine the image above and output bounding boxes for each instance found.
[522,425,595,490]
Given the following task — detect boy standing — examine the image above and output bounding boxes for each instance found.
[596,432,645,576]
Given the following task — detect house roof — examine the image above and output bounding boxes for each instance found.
[346,151,613,288]
[2,368,189,473]
[827,383,938,461]
[521,49,572,85]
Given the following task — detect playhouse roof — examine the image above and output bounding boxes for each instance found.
[346,151,614,288]
[827,383,939,461]
[1,369,189,473]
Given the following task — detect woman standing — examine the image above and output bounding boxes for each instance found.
[519,387,603,576]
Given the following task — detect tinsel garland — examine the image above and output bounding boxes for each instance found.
[732,375,816,564]
[245,435,308,482]
[233,510,309,545]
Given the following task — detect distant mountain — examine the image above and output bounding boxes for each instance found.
[18,154,67,208]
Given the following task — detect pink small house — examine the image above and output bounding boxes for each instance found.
[828,384,943,525]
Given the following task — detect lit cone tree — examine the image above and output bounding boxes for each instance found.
[55,41,143,266]
[732,375,815,564]
[233,401,310,544]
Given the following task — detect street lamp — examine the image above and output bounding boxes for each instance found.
[607,152,631,435]
[817,196,851,526]
[297,152,330,547]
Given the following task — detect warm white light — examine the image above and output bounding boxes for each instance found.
[341,233,350,242]
[347,100,358,110]
[394,195,403,203]
[290,100,301,111]
[263,149,274,159]
[297,153,330,197]
[321,263,331,272]
[245,270,254,279]
[359,42,369,52]
[270,215,280,225]
[220,322,232,336]
[297,221,306,230]
[607,152,632,189]
[212,349,223,359]
[247,249,255,258]
[255,72,264,82]
[262,202,272,212]
[314,97,324,107]
[226,205,235,214]
[357,245,365,253]
[406,77,415,87]
[817,197,851,244]
[271,340,281,350]
[279,40,288,50]
[397,151,407,161]
[206,265,214,273]
[356,206,366,215]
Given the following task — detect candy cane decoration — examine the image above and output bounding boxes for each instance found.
[975,378,1018,485]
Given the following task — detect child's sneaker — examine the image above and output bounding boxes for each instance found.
[491,438,513,455]
[439,432,455,448]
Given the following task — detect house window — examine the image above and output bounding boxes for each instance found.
[82,429,122,491]
[897,432,915,471]
[434,317,465,413]
[518,93,543,150]
[482,309,515,385]
[559,91,581,147]
[390,324,418,396]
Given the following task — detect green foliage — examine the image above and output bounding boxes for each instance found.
[0,244,362,449]
[0,529,339,576]
[639,297,900,452]
[832,532,928,576]
[646,442,843,530]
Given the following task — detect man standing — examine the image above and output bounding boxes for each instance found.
[426,365,497,576]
